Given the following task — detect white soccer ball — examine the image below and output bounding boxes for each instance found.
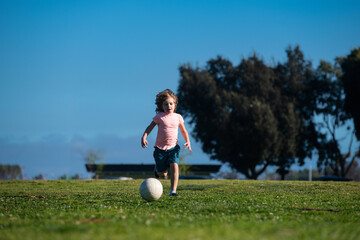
[139,178,163,202]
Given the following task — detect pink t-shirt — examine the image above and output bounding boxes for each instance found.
[153,112,184,150]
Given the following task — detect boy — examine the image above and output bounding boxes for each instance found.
[141,89,192,197]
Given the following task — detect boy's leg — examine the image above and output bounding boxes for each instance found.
[170,163,179,192]
[157,171,168,179]
[168,145,180,196]
[154,148,168,179]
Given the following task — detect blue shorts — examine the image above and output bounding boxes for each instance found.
[153,145,180,172]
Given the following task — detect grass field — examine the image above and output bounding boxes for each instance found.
[0,179,359,240]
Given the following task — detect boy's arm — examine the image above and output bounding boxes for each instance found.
[179,122,192,152]
[141,121,156,148]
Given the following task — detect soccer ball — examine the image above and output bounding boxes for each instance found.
[139,178,163,201]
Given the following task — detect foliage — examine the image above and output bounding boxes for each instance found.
[0,164,23,180]
[84,148,105,179]
[315,59,357,177]
[84,148,105,164]
[70,174,81,180]
[33,174,45,180]
[58,174,67,180]
[178,47,315,179]
[273,46,321,179]
[178,45,360,180]
[58,174,81,180]
[0,180,359,240]
[178,149,192,176]
[340,47,360,140]
[345,153,360,181]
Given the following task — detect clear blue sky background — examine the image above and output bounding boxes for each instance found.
[1,0,359,179]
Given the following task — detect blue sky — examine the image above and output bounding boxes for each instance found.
[1,0,359,179]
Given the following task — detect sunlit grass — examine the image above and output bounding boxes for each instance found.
[1,180,359,240]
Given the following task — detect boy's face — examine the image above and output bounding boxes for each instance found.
[162,97,176,114]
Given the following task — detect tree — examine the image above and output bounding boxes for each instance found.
[58,174,67,180]
[315,60,357,177]
[340,47,360,140]
[33,174,45,180]
[83,148,105,179]
[345,150,360,181]
[178,54,301,179]
[273,46,321,179]
[0,164,23,180]
[70,174,81,180]
[84,148,105,164]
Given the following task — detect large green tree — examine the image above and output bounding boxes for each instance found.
[273,46,321,179]
[178,54,300,179]
[315,60,357,177]
[340,47,360,140]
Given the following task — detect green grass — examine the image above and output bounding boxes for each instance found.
[0,179,359,240]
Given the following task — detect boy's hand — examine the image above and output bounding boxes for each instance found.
[183,142,192,152]
[141,138,148,148]
[142,121,156,149]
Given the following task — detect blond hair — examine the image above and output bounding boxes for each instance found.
[155,89,178,113]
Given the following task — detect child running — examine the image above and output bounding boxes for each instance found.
[141,89,192,197]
